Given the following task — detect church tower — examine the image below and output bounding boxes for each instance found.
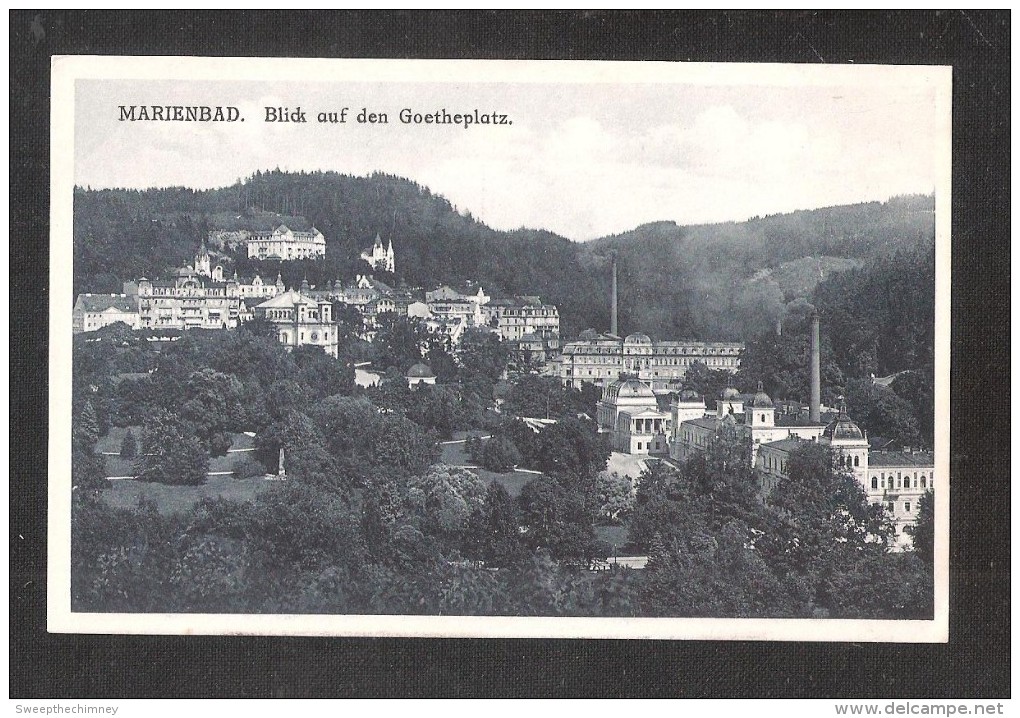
[194,239,211,277]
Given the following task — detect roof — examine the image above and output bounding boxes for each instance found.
[775,414,825,428]
[406,363,435,378]
[255,289,321,308]
[684,417,719,431]
[822,408,865,441]
[614,378,655,398]
[678,389,703,402]
[869,450,935,468]
[74,294,137,313]
[747,382,774,408]
[624,332,652,344]
[761,437,809,453]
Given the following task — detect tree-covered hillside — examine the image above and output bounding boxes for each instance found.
[73,171,935,344]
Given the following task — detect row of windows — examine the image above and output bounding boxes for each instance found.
[876,501,914,515]
[871,475,931,490]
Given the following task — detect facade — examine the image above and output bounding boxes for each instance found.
[236,272,285,299]
[254,289,338,358]
[560,333,743,389]
[484,296,560,361]
[131,244,244,330]
[670,384,828,465]
[72,294,139,333]
[596,377,671,455]
[427,285,489,328]
[360,234,395,273]
[671,383,935,549]
[247,224,326,261]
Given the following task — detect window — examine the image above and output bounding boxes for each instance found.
[888,502,895,512]
[853,455,860,467]
[921,475,927,488]
[905,502,911,513]
[871,477,878,489]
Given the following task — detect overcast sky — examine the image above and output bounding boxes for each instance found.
[75,74,941,241]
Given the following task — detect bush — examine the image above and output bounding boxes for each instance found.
[119,429,138,459]
[480,435,522,473]
[234,458,267,480]
[207,431,232,458]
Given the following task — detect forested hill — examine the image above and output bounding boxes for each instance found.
[73,170,934,341]
[582,195,935,341]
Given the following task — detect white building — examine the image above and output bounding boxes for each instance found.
[254,290,338,358]
[247,224,326,261]
[596,377,671,455]
[72,294,139,334]
[561,333,743,389]
[360,234,395,273]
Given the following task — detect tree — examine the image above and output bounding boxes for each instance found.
[480,435,522,473]
[458,327,510,382]
[595,472,634,523]
[255,409,339,486]
[641,519,812,618]
[119,429,138,459]
[291,344,355,397]
[517,479,603,564]
[907,489,935,569]
[467,481,527,567]
[406,465,487,543]
[75,399,101,450]
[134,409,209,486]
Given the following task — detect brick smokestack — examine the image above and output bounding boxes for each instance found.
[810,310,821,423]
[611,255,619,336]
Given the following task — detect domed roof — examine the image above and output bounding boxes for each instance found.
[616,378,655,398]
[823,406,864,441]
[406,363,435,378]
[679,388,701,402]
[624,333,652,344]
[748,381,774,408]
[721,386,740,399]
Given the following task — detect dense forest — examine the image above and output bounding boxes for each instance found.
[73,171,935,343]
[71,321,933,618]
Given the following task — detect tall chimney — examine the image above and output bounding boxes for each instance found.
[810,310,821,423]
[610,255,619,336]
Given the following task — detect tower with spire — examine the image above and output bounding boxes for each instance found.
[194,238,212,277]
[360,233,395,274]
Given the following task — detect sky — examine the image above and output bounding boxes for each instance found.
[74,70,942,241]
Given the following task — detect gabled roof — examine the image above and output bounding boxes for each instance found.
[760,437,809,453]
[74,294,137,313]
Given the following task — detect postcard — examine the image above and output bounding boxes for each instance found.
[49,56,951,640]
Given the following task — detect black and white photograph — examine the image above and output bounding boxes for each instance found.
[48,56,951,641]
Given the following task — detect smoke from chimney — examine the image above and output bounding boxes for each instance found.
[810,310,821,423]
[610,255,619,336]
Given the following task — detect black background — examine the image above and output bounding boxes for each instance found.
[10,10,1010,698]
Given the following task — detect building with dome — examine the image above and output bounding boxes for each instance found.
[560,332,743,389]
[253,289,338,358]
[405,363,437,389]
[671,381,828,465]
[597,375,672,454]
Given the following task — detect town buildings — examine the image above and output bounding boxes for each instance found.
[253,289,338,358]
[560,332,743,389]
[484,296,561,362]
[72,294,139,334]
[247,224,326,260]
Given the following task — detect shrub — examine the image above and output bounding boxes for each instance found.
[119,429,138,459]
[234,458,267,480]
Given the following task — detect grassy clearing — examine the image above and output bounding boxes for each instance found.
[98,428,255,477]
[103,474,273,514]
